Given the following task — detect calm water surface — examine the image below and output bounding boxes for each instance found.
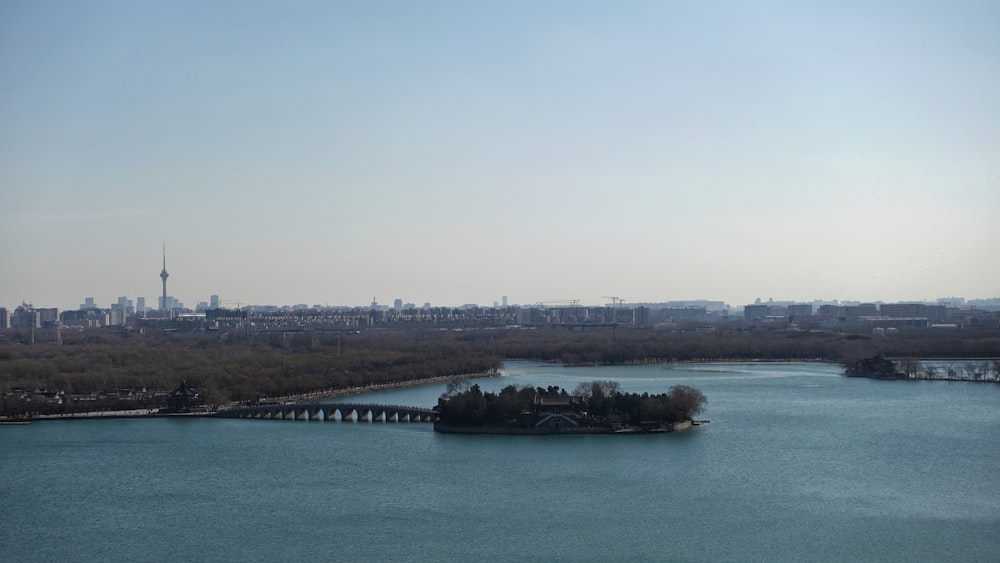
[3,362,999,562]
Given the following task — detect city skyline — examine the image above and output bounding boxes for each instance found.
[2,241,997,312]
[2,2,998,311]
[4,253,997,315]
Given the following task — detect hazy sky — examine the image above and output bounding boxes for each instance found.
[2,1,998,311]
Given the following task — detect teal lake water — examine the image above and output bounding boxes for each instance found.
[3,362,999,562]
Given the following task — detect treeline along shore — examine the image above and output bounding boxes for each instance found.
[2,325,999,416]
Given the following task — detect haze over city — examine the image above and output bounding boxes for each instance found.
[2,1,998,312]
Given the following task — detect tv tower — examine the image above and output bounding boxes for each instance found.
[160,242,169,311]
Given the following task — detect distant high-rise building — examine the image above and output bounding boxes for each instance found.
[880,303,946,323]
[116,296,134,316]
[108,307,125,326]
[34,307,59,329]
[160,243,169,311]
[80,297,97,310]
[848,304,878,318]
[159,296,182,310]
[11,305,36,329]
[210,295,220,309]
[0,307,9,329]
[880,303,922,318]
[786,304,813,319]
[136,297,146,313]
[394,298,403,311]
[502,295,508,307]
[744,304,770,323]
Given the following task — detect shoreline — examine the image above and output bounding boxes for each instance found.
[32,409,217,421]
[433,420,695,435]
[18,358,995,422]
[22,371,500,422]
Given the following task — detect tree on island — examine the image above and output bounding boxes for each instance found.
[843,355,902,379]
[435,381,707,428]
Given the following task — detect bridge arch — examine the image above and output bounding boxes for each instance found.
[216,401,436,424]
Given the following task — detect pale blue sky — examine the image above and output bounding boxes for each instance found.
[2,1,998,310]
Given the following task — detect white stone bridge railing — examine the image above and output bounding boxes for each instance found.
[215,402,436,423]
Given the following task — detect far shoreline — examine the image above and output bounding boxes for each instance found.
[18,358,999,422]
[24,371,501,422]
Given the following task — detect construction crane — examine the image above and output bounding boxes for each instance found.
[602,296,626,310]
[602,296,626,336]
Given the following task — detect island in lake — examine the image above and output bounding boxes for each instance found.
[433,380,707,435]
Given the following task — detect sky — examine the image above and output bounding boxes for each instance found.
[2,0,998,311]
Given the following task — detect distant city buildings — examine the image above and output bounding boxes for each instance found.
[159,296,182,310]
[2,259,998,337]
[744,304,770,323]
[786,304,813,319]
[738,300,966,330]
[116,296,134,316]
[7,303,59,330]
[0,297,995,335]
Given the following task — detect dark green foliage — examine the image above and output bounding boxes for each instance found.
[436,381,707,427]
[843,355,902,379]
[436,384,535,427]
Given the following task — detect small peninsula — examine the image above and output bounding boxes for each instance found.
[433,380,707,435]
[843,354,906,379]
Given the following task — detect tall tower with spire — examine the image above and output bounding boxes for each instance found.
[160,243,169,311]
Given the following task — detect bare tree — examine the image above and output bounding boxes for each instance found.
[979,362,991,381]
[573,380,621,399]
[899,358,920,379]
[965,362,982,381]
[443,378,471,399]
[921,365,938,380]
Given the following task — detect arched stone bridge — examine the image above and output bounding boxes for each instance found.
[216,402,436,423]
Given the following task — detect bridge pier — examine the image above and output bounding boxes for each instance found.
[216,402,436,424]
